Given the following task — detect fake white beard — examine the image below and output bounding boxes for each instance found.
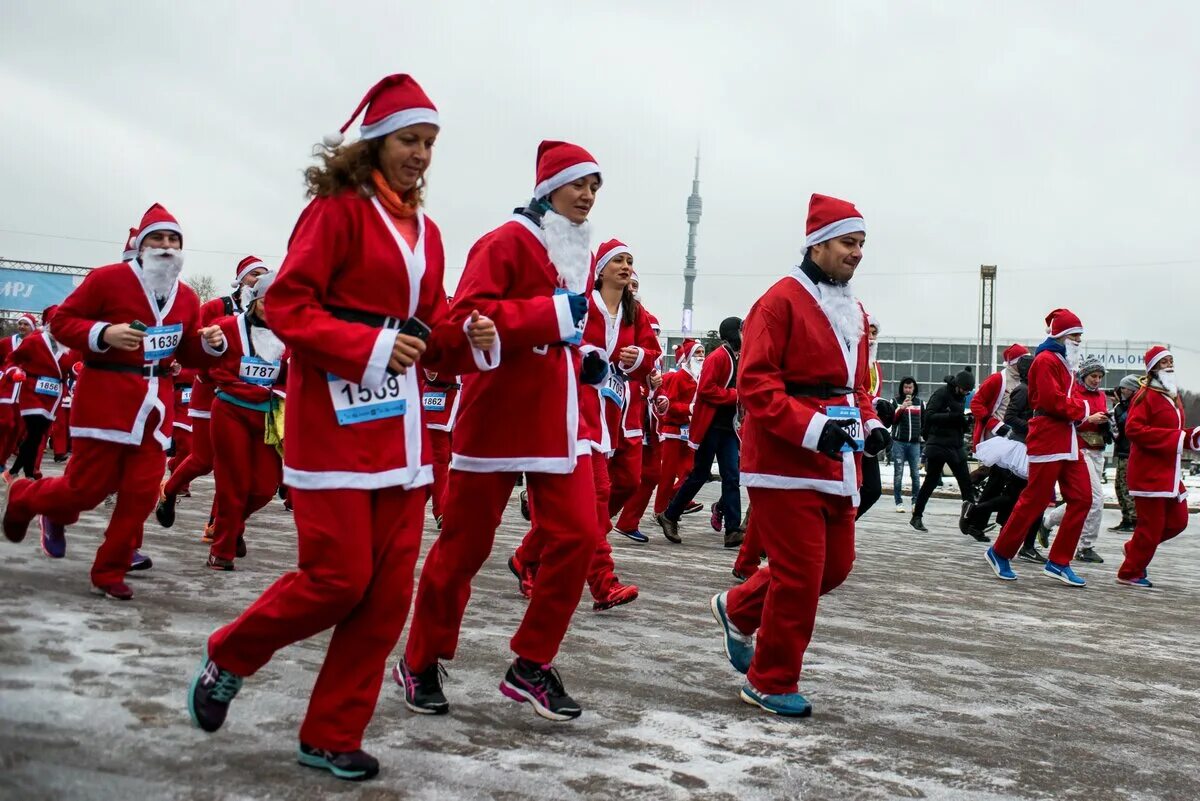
[1064,340,1083,369]
[685,357,704,380]
[1156,369,1178,397]
[250,324,286,364]
[541,209,592,294]
[818,282,865,350]
[139,248,184,299]
[238,284,255,311]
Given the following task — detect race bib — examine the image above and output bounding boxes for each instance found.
[239,356,280,386]
[328,373,406,426]
[601,372,628,408]
[680,425,690,439]
[35,376,62,397]
[554,288,584,345]
[826,405,864,453]
[181,387,193,404]
[422,391,447,411]
[143,323,183,361]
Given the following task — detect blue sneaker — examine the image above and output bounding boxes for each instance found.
[984,547,1017,581]
[710,592,753,674]
[297,743,379,781]
[1117,574,1154,589]
[129,550,153,571]
[614,527,649,544]
[39,515,66,559]
[188,650,243,733]
[739,683,812,717]
[1043,561,1086,587]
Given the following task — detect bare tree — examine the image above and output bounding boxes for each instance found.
[186,273,218,303]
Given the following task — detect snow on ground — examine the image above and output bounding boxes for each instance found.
[2,464,1199,800]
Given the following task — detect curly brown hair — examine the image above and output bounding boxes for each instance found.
[303,138,425,204]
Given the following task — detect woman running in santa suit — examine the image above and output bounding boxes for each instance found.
[187,74,498,782]
[0,313,39,468]
[1117,347,1198,588]
[509,239,660,611]
[5,306,76,487]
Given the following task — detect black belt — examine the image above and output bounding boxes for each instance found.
[84,361,170,378]
[426,382,461,390]
[328,306,405,330]
[174,382,192,390]
[785,382,854,398]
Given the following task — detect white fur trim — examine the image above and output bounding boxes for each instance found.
[534,161,601,200]
[187,408,211,419]
[173,421,193,432]
[802,412,830,451]
[284,463,433,491]
[1147,349,1173,372]
[450,452,581,475]
[553,293,578,341]
[201,332,227,358]
[595,245,632,278]
[359,107,440,140]
[362,327,397,392]
[805,217,865,248]
[463,316,501,372]
[865,417,885,434]
[133,220,182,252]
[619,346,645,375]
[88,321,111,353]
[232,260,266,288]
[742,471,860,502]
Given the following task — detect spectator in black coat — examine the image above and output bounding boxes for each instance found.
[910,370,976,532]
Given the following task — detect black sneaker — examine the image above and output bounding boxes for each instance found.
[155,492,177,528]
[1036,518,1050,549]
[1109,521,1135,532]
[655,513,681,544]
[964,526,991,543]
[723,528,745,549]
[499,658,582,721]
[959,501,974,534]
[1017,545,1047,564]
[909,514,928,532]
[188,653,243,733]
[1075,547,1104,564]
[519,490,531,522]
[392,658,449,715]
[297,743,379,782]
[236,535,247,558]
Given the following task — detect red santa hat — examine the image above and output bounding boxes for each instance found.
[1002,343,1030,364]
[594,239,632,278]
[674,338,703,365]
[805,193,865,250]
[121,227,138,262]
[1044,308,1083,338]
[534,140,601,200]
[322,74,438,148]
[867,312,879,333]
[232,255,268,288]
[1144,345,1172,372]
[16,312,37,330]
[41,305,58,327]
[647,311,660,334]
[133,203,183,252]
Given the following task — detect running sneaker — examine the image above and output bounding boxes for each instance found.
[499,659,582,721]
[236,535,247,559]
[681,501,704,516]
[507,554,535,599]
[984,547,1018,581]
[435,515,443,530]
[297,743,379,782]
[723,528,745,549]
[1075,547,1104,564]
[593,582,638,611]
[39,515,66,559]
[655,513,681,544]
[613,527,649,544]
[959,501,974,534]
[155,485,177,528]
[710,592,753,674]
[710,502,724,532]
[2,488,31,543]
[207,554,235,571]
[894,504,907,514]
[201,522,216,544]
[909,514,928,532]
[91,581,134,601]
[129,550,153,571]
[964,526,991,543]
[519,489,531,521]
[1116,574,1154,589]
[1017,545,1047,564]
[1036,517,1051,549]
[1043,561,1086,587]
[731,569,751,584]
[739,683,812,717]
[188,652,243,732]
[1,470,13,487]
[392,658,449,715]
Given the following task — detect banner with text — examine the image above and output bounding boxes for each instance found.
[0,269,86,313]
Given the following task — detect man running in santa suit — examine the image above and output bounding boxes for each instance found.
[983,309,1109,586]
[0,312,39,467]
[156,255,271,534]
[399,140,606,721]
[3,204,226,600]
[709,193,888,717]
[1117,347,1197,589]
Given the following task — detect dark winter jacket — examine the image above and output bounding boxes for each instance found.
[891,378,924,443]
[1113,397,1132,459]
[923,380,970,449]
[1001,383,1031,444]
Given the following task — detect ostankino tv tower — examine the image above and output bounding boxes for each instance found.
[681,151,702,333]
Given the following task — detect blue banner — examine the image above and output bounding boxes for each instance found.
[0,268,87,313]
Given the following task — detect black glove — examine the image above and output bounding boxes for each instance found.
[994,423,1012,438]
[864,426,892,457]
[580,351,608,386]
[816,418,857,460]
[874,399,896,428]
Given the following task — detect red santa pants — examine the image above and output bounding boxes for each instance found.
[733,510,765,578]
[7,432,165,586]
[51,406,71,458]
[428,428,451,520]
[168,425,192,477]
[515,451,619,601]
[1118,496,1189,580]
[405,458,595,670]
[0,404,22,463]
[606,436,642,517]
[164,413,214,496]
[993,456,1091,563]
[655,438,693,515]
[616,437,661,532]
[725,488,855,695]
[209,486,424,752]
[210,400,281,561]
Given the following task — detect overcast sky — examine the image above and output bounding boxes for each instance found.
[3,1,1197,373]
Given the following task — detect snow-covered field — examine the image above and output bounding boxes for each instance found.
[2,466,1198,801]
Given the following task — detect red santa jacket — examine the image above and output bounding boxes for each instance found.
[9,332,77,419]
[187,293,241,421]
[0,333,28,405]
[208,314,289,408]
[580,292,660,455]
[422,369,463,432]
[173,366,198,431]
[1126,385,1198,498]
[1075,383,1109,450]
[268,191,492,492]
[688,343,737,449]
[738,268,881,500]
[1025,349,1092,463]
[448,215,594,474]
[657,368,697,441]
[60,360,82,410]
[49,262,222,448]
[970,370,1008,448]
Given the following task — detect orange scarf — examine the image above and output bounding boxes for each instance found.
[371,170,418,219]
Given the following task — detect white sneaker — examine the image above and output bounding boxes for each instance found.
[895,504,906,513]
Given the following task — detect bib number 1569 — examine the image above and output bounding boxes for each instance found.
[328,373,406,426]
